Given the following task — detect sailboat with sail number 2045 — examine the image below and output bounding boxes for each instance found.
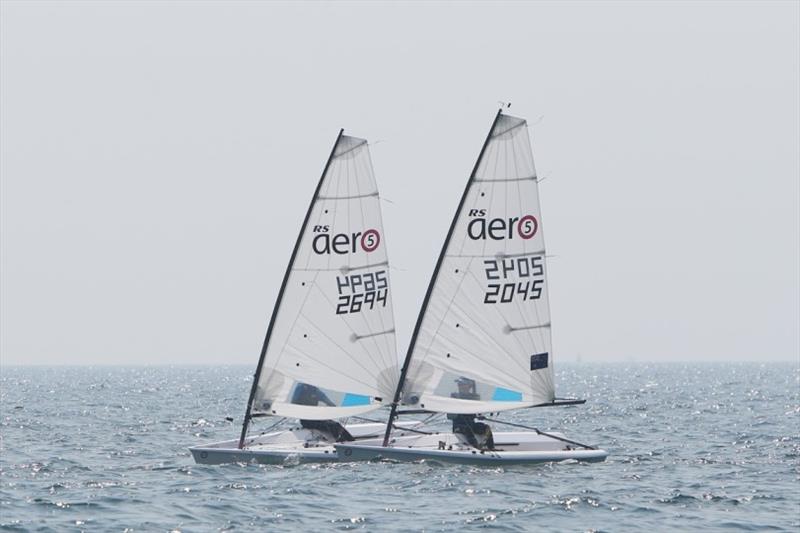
[336,109,608,465]
[190,130,419,465]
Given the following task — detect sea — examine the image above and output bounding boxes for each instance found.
[1,362,798,532]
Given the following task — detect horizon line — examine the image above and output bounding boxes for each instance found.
[1,359,798,368]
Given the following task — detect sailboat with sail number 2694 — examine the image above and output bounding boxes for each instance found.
[190,130,419,465]
[336,109,608,465]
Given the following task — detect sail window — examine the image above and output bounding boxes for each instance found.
[530,352,549,370]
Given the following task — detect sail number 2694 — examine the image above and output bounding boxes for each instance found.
[483,256,544,304]
[336,270,388,315]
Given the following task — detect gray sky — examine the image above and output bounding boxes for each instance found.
[1,1,798,365]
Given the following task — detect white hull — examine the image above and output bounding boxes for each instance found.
[190,422,420,465]
[335,430,608,465]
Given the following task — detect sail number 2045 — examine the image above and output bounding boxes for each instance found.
[336,270,388,315]
[483,256,544,304]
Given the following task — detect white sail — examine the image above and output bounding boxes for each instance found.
[401,113,555,414]
[250,134,399,420]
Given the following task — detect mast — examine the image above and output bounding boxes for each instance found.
[238,129,344,449]
[381,109,503,446]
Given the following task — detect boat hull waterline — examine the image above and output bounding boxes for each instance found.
[190,422,421,465]
[335,431,608,465]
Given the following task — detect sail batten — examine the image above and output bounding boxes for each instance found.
[473,175,536,183]
[318,191,379,200]
[396,112,555,417]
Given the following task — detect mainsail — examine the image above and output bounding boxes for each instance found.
[240,132,398,446]
[397,111,554,416]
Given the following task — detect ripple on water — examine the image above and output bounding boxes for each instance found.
[1,363,798,531]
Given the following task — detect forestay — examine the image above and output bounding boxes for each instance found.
[249,134,399,420]
[401,113,555,414]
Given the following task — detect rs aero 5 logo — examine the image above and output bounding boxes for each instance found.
[312,225,381,254]
[467,209,538,240]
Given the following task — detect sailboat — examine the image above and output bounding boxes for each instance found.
[336,110,608,464]
[190,130,418,465]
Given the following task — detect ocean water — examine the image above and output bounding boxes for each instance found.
[1,363,798,532]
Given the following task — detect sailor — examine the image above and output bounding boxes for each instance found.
[448,377,495,450]
[452,376,480,401]
[291,383,354,442]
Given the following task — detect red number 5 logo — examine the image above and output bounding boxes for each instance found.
[517,215,538,240]
[361,229,380,252]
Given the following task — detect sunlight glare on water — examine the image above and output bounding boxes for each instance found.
[1,363,798,531]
